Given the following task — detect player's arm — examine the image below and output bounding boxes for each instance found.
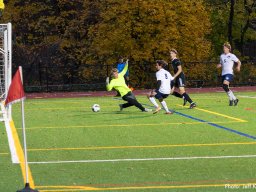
[217,56,222,68]
[217,64,222,68]
[173,65,182,79]
[156,80,161,91]
[106,77,113,91]
[119,60,129,77]
[235,60,241,72]
[232,54,241,72]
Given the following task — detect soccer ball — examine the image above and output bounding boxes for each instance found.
[92,104,100,112]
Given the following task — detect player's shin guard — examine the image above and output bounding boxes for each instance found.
[149,97,159,108]
[223,84,236,100]
[182,93,193,104]
[222,84,230,92]
[160,100,169,112]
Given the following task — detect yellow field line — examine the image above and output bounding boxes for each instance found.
[37,186,98,190]
[9,120,35,188]
[177,105,247,122]
[37,183,256,191]
[27,141,256,152]
[16,121,243,130]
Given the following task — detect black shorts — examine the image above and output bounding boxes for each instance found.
[154,90,169,99]
[174,74,186,87]
[222,74,233,83]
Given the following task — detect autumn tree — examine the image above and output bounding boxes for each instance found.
[206,0,256,58]
[87,0,212,64]
[1,0,88,85]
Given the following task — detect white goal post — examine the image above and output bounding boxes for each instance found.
[0,22,12,120]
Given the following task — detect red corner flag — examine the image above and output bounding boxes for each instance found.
[5,67,25,106]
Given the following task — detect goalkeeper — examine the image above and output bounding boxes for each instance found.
[106,59,151,112]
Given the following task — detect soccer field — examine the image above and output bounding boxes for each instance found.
[1,91,256,191]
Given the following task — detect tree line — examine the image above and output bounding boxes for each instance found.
[0,0,255,88]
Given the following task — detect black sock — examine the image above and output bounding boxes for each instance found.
[172,91,183,98]
[182,93,193,103]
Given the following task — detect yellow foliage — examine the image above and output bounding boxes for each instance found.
[87,0,212,64]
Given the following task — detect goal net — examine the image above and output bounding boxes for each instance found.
[0,23,12,120]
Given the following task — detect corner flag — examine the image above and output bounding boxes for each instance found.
[0,0,4,9]
[5,68,25,106]
[6,67,39,192]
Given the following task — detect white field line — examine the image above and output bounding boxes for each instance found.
[237,95,256,99]
[5,120,19,163]
[28,154,256,165]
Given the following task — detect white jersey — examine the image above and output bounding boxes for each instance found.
[156,68,174,94]
[220,53,239,75]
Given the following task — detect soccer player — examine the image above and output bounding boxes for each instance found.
[106,59,151,112]
[147,60,174,114]
[115,56,133,96]
[217,42,241,106]
[169,49,196,109]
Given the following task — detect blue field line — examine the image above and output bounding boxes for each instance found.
[113,97,256,140]
[174,111,256,140]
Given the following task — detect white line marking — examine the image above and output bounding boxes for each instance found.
[28,154,256,164]
[5,120,19,163]
[238,95,256,99]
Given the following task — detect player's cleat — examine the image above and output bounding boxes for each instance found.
[189,102,196,109]
[119,104,123,111]
[153,106,161,114]
[229,100,233,106]
[144,108,152,112]
[183,98,187,106]
[165,111,173,115]
[233,99,239,106]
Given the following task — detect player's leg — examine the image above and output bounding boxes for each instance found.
[155,92,172,114]
[179,87,196,108]
[147,90,160,109]
[123,92,151,111]
[177,76,196,109]
[222,75,238,106]
[171,80,187,106]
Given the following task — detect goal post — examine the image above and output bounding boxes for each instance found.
[0,22,12,120]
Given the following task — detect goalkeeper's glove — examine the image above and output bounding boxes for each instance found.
[106,77,110,85]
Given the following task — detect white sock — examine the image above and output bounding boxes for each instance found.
[227,90,236,100]
[149,97,159,108]
[160,100,169,112]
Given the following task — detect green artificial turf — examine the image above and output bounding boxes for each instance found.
[1,91,256,191]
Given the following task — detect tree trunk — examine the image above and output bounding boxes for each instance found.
[241,20,249,56]
[228,0,235,45]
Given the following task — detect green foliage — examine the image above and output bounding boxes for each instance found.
[206,0,256,58]
[0,0,255,88]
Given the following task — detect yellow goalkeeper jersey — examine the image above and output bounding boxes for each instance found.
[0,0,4,9]
[106,64,131,97]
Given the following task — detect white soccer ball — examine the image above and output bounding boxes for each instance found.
[92,104,100,112]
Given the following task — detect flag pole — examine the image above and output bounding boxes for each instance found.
[17,66,38,192]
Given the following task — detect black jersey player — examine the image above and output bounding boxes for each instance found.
[169,49,196,109]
